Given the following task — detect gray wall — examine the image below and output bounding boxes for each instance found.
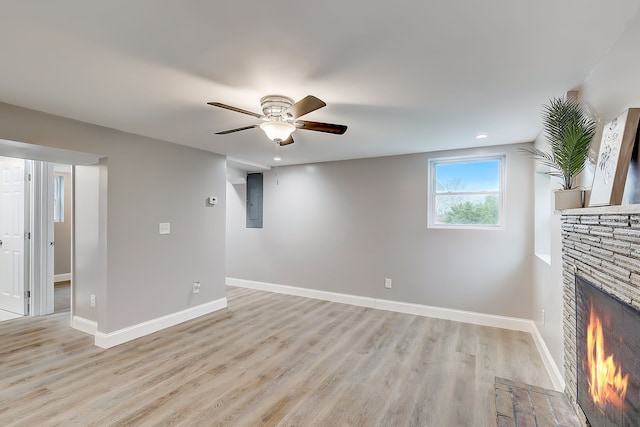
[227,143,534,318]
[0,102,227,333]
[54,171,71,276]
[532,10,640,381]
[74,161,107,323]
[531,131,565,379]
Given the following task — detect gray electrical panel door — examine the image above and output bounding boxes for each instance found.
[246,173,263,228]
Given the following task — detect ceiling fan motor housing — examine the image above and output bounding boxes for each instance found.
[260,95,294,119]
[210,94,346,143]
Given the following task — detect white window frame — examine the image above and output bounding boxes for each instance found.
[428,154,506,230]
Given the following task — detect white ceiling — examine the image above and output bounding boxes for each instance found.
[0,1,639,168]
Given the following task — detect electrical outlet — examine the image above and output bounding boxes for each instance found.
[192,282,201,294]
[385,278,392,289]
[90,295,96,307]
[542,309,545,325]
[159,222,171,235]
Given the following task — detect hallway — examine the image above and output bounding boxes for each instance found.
[0,280,69,322]
[54,280,70,313]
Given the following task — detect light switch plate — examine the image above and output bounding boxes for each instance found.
[159,222,171,235]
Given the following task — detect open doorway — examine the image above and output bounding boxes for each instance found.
[0,139,107,347]
[1,158,85,322]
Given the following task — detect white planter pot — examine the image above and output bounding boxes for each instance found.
[554,189,584,210]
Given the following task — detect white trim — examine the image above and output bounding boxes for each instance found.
[29,160,55,316]
[94,298,227,349]
[55,273,71,282]
[71,315,97,335]
[530,323,565,391]
[227,277,565,390]
[376,298,532,331]
[227,278,531,330]
[228,278,378,309]
[69,166,76,321]
[534,253,552,265]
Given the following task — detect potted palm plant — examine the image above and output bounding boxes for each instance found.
[522,96,597,210]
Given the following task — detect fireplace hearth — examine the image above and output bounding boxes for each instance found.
[576,275,640,426]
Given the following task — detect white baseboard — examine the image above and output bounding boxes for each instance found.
[94,298,227,349]
[55,273,71,282]
[228,278,378,309]
[227,277,565,390]
[71,315,97,335]
[530,323,565,391]
[227,278,532,331]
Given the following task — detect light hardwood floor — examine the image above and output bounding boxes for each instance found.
[0,286,552,426]
[54,281,71,314]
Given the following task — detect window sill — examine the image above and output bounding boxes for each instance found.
[428,223,504,231]
[535,253,551,265]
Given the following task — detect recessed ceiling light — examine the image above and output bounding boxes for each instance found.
[476,133,488,139]
[273,156,281,161]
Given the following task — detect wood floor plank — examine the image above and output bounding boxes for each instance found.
[0,286,553,426]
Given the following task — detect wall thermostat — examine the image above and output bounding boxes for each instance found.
[207,196,218,206]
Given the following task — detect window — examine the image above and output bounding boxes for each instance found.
[428,154,505,229]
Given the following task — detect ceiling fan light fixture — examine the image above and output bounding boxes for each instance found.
[260,121,296,142]
[209,95,347,146]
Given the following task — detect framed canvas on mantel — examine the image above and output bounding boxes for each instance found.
[589,108,640,207]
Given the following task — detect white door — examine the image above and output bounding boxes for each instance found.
[0,157,27,315]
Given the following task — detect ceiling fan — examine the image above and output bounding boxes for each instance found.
[207,95,347,146]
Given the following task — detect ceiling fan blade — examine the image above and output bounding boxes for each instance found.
[279,135,294,146]
[215,124,258,135]
[284,95,326,119]
[296,120,348,135]
[207,102,265,119]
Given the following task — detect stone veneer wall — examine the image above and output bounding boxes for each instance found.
[561,212,640,402]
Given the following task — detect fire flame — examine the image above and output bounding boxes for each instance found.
[586,305,629,410]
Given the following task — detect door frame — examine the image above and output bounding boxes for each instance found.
[0,138,102,321]
[29,161,55,316]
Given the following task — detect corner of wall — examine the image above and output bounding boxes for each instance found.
[94,297,227,349]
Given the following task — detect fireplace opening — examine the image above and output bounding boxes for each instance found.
[576,275,640,426]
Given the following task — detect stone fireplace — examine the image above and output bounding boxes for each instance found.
[562,209,640,425]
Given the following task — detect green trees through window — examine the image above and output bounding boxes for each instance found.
[428,155,505,228]
[443,195,499,225]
